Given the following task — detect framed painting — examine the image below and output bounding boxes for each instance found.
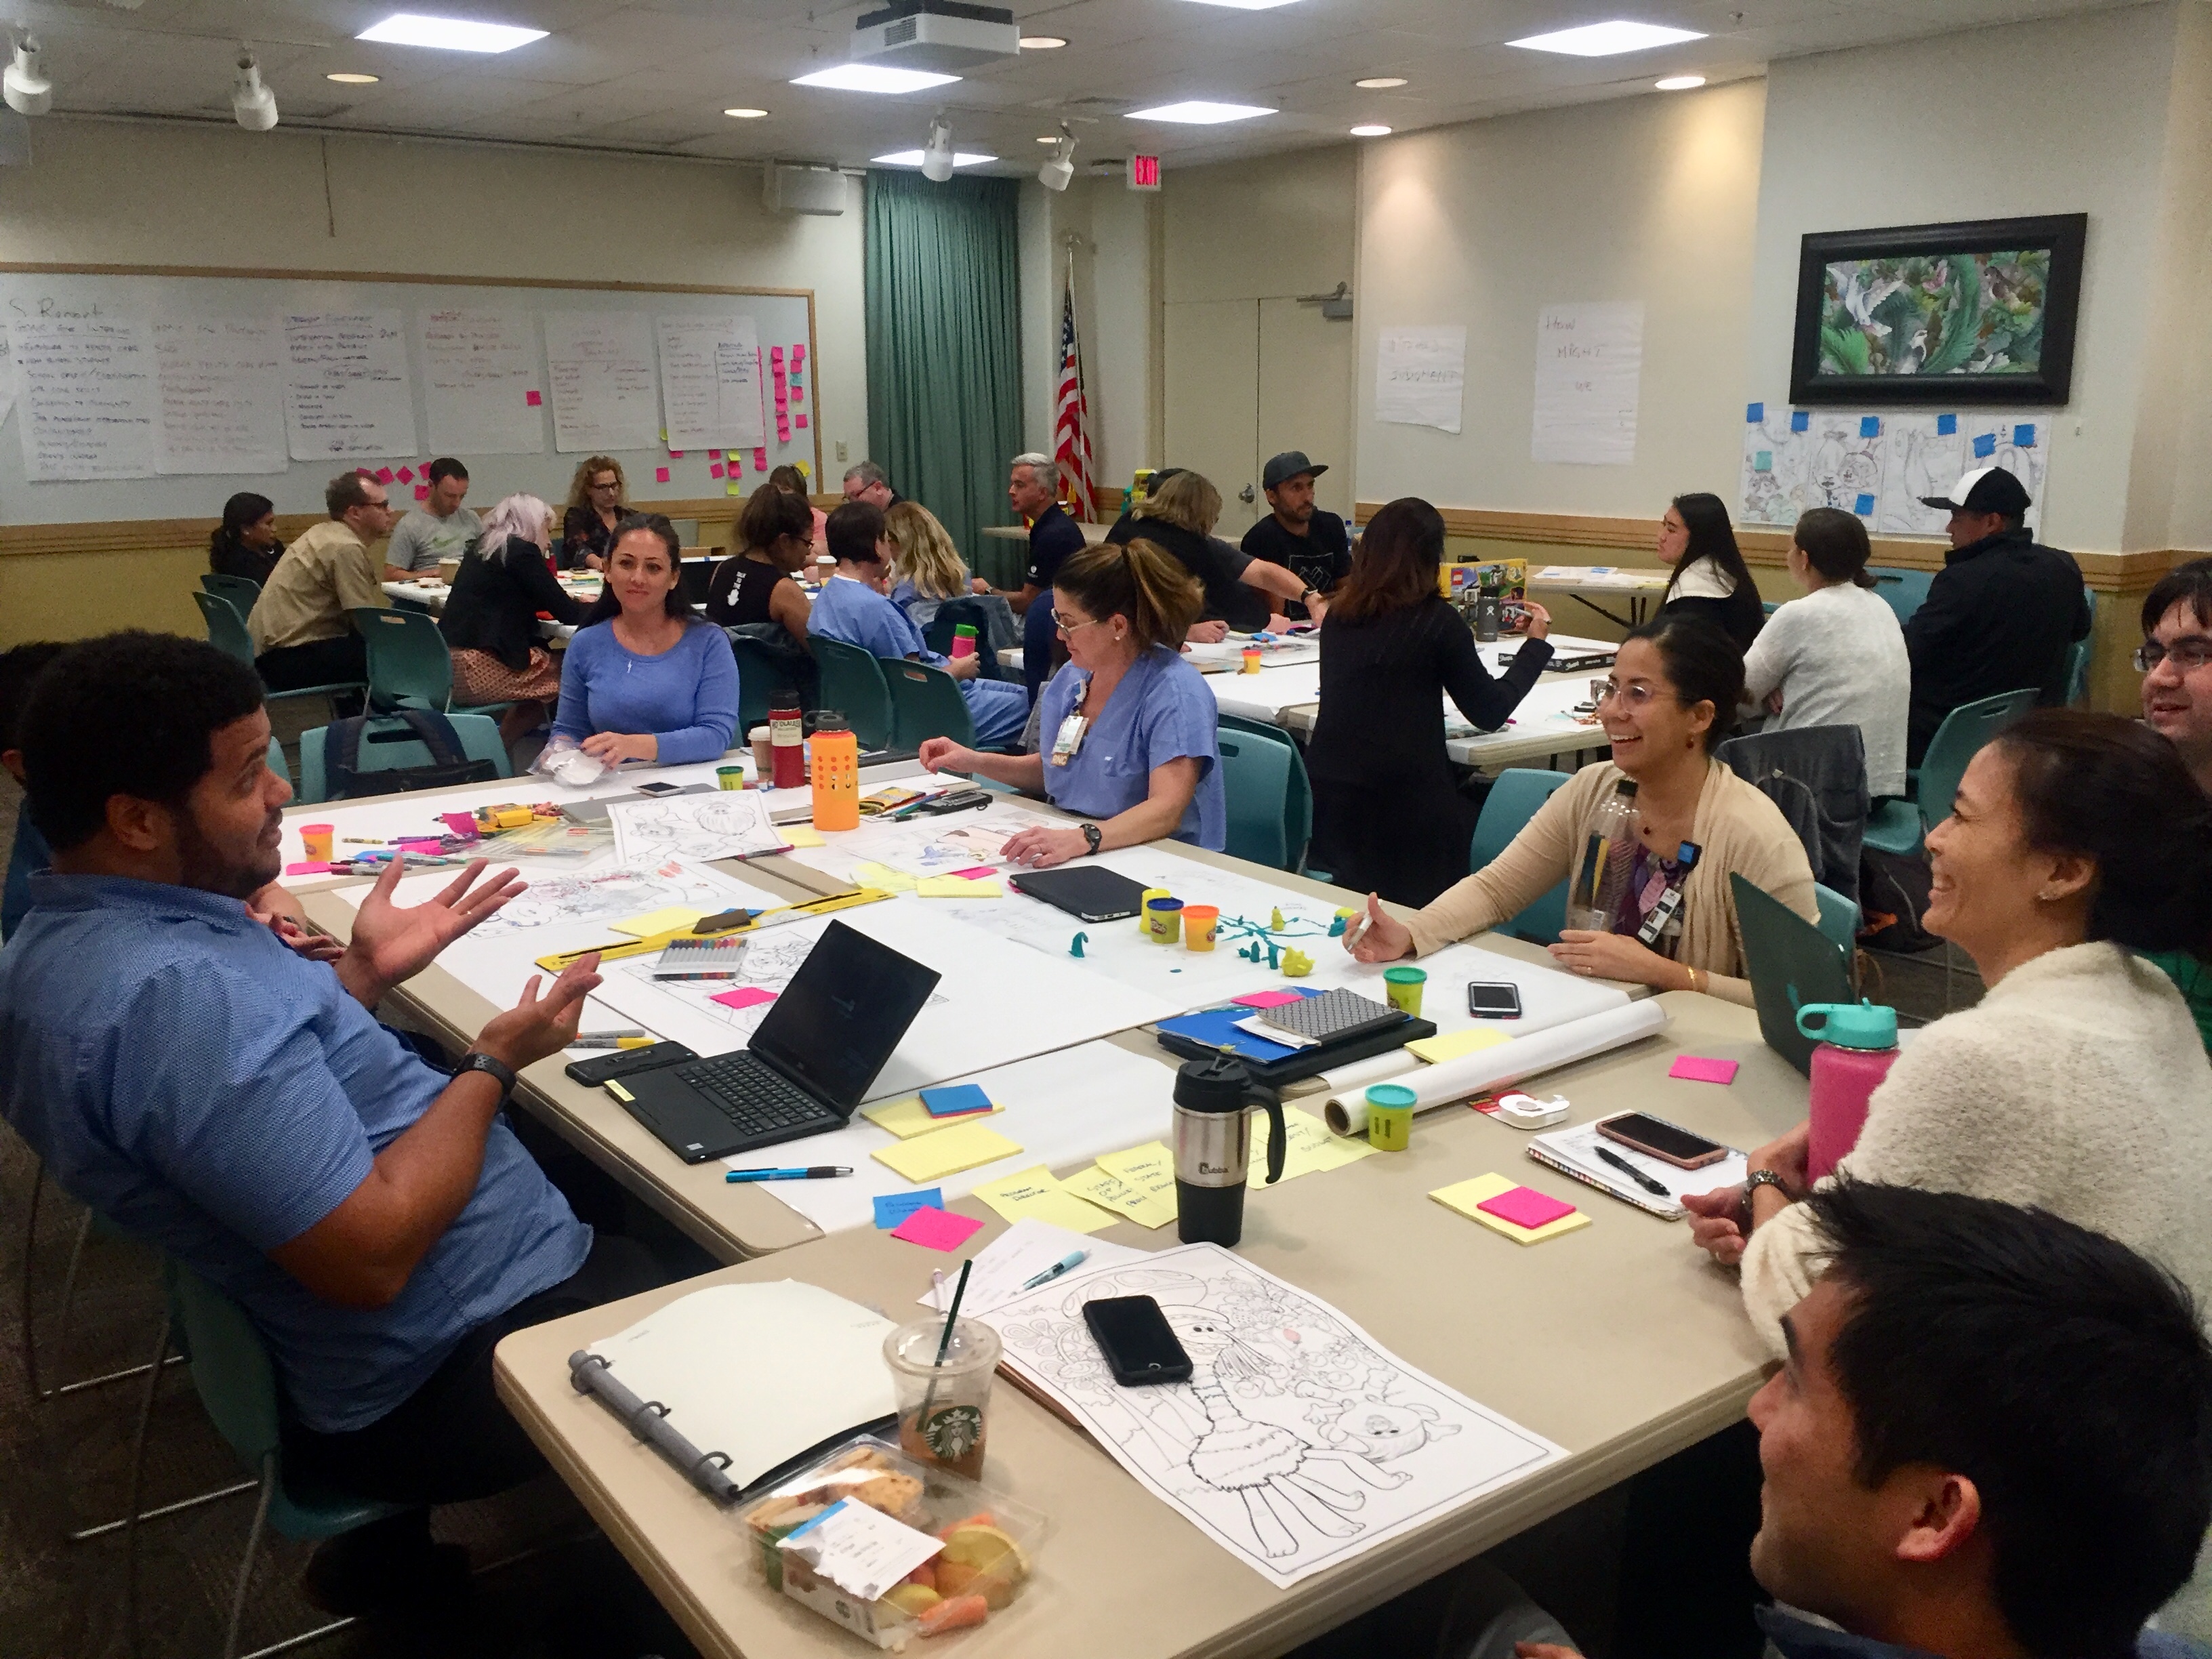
[1790,213,2087,406]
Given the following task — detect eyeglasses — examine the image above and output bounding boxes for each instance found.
[589,479,619,493]
[1054,615,1109,639]
[2135,638,2212,673]
[1595,679,1678,710]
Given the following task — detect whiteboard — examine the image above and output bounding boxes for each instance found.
[0,267,820,525]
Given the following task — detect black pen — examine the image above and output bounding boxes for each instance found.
[724,1166,854,1183]
[1595,1145,1671,1196]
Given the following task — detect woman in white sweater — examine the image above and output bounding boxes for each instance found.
[1740,507,1912,798]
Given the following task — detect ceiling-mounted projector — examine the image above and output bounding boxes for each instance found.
[851,0,1019,73]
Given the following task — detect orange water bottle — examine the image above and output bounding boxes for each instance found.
[809,711,860,832]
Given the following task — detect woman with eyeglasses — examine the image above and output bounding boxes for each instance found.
[560,456,630,572]
[1343,613,1818,1003]
[2138,556,2212,1049]
[916,538,1224,864]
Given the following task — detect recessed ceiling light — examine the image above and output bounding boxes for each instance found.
[1036,133,1061,144]
[872,148,996,167]
[1019,35,1067,48]
[1179,0,1298,8]
[356,13,548,52]
[1126,100,1274,124]
[1508,20,1705,56]
[1354,76,1406,89]
[1349,123,1391,136]
[792,62,960,94]
[724,106,769,117]
[325,71,382,84]
[1653,74,1705,89]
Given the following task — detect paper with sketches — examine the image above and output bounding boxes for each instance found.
[1740,403,2047,535]
[1375,325,1467,434]
[983,1244,1563,1586]
[1532,302,1643,466]
[607,789,787,864]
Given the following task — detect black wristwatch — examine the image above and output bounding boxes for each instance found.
[457,1050,518,1103]
[1080,822,1103,857]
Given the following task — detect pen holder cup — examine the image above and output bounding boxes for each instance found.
[882,1318,1000,1481]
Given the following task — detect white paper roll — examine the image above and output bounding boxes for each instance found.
[1320,1000,1671,1136]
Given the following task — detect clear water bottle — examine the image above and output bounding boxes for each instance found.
[1568,779,1641,933]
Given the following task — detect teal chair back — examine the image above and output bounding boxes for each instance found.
[1217,714,1312,873]
[296,712,509,803]
[194,590,257,666]
[811,638,896,751]
[1813,882,1859,955]
[2063,588,2097,705]
[884,659,977,752]
[201,572,262,611]
[725,633,787,733]
[1918,689,2038,831]
[1216,727,1300,871]
[350,607,452,712]
[1470,769,1573,944]
[1866,566,1932,627]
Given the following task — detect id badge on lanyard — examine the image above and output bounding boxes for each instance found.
[1049,712,1088,768]
[1635,840,1702,947]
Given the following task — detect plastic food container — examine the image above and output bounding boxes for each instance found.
[738,1436,1048,1650]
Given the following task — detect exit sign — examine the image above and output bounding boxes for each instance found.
[1127,155,1161,191]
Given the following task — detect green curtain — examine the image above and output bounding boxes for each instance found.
[864,169,1024,581]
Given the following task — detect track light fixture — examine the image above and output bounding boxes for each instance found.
[920,113,955,182]
[232,52,278,130]
[3,33,52,117]
[1038,123,1075,191]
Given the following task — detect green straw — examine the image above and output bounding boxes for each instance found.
[919,1258,972,1424]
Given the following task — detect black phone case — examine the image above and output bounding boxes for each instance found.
[1467,981,1523,1018]
[1082,1296,1194,1387]
[562,1042,698,1088]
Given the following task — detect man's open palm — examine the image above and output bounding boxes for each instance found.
[340,858,526,1004]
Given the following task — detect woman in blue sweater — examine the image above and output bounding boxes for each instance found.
[553,514,739,767]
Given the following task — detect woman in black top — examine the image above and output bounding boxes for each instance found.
[1656,491,1763,652]
[559,455,629,571]
[208,492,283,585]
[441,492,586,743]
[708,483,814,646]
[1306,497,1555,907]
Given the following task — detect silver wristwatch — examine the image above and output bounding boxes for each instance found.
[1742,1168,1791,1218]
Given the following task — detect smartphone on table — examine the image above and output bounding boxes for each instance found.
[1594,1111,1728,1170]
[1082,1295,1193,1387]
[1467,981,1523,1019]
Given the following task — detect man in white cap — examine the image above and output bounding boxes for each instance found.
[1902,464,2088,764]
[1241,450,1350,621]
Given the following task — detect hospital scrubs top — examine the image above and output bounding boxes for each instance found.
[1035,646,1225,848]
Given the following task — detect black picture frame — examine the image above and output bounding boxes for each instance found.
[1789,213,2087,407]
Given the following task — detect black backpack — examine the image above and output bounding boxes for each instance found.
[324,710,499,800]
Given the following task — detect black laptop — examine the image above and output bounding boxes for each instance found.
[607,920,941,1162]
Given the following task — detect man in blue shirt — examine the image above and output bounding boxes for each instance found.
[810,501,1030,747]
[0,631,661,1607]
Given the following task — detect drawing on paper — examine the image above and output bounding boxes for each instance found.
[983,1244,1560,1586]
[466,860,745,935]
[1741,409,2047,535]
[607,791,783,864]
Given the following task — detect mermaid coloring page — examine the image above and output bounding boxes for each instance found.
[983,1245,1562,1586]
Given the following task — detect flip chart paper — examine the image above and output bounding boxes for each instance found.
[543,310,659,453]
[1375,325,1467,434]
[283,311,417,459]
[1532,302,1643,467]
[12,316,159,480]
[419,308,544,455]
[152,316,287,475]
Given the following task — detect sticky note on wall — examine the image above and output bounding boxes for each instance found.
[1745,401,1763,423]
[1936,413,1958,435]
[1790,410,1809,432]
[1973,432,1996,459]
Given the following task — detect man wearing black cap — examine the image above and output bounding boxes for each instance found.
[1902,464,2089,765]
[1242,451,1352,622]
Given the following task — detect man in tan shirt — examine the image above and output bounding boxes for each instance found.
[248,471,394,704]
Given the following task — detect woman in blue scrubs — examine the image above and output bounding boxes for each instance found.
[918,539,1225,862]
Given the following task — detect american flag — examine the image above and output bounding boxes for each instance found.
[1052,260,1097,520]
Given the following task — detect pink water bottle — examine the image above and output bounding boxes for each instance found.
[1797,1000,1900,1181]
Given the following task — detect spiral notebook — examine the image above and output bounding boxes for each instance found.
[1525,1119,1746,1220]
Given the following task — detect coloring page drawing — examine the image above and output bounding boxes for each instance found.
[607,791,785,864]
[462,859,755,935]
[981,1244,1561,1587]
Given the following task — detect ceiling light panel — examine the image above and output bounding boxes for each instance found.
[1354,77,1406,88]
[356,14,550,53]
[724,106,769,117]
[872,148,996,166]
[1019,36,1067,49]
[792,63,960,94]
[1126,100,1274,124]
[326,72,382,84]
[1349,123,1390,136]
[1507,21,1706,56]
[1654,75,1705,89]
[1177,0,1300,8]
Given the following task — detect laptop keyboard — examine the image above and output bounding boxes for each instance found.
[676,1055,831,1137]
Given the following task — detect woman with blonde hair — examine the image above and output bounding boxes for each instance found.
[1109,468,1312,632]
[918,538,1226,861]
[560,455,628,571]
[438,492,584,743]
[706,482,813,646]
[884,501,979,632]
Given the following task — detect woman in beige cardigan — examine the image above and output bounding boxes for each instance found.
[1344,615,1818,1005]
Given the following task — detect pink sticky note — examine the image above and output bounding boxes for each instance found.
[396,466,415,483]
[712,987,778,1012]
[949,865,998,881]
[284,861,333,876]
[710,462,724,478]
[776,422,792,443]
[414,485,430,500]
[1669,1054,1740,1085]
[791,344,806,372]
[669,449,684,459]
[890,1206,985,1252]
[769,345,785,365]
[525,388,542,407]
[1233,989,1305,1009]
[753,448,769,470]
[654,467,670,483]
[774,393,789,412]
[795,413,809,429]
[1477,1185,1578,1231]
[395,838,443,854]
[441,812,480,840]
[374,467,394,483]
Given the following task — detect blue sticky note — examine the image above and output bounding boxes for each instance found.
[1973,432,1997,459]
[874,1189,944,1229]
[2013,424,2036,447]
[1853,492,1875,516]
[1754,450,1772,472]
[1790,410,1809,432]
[1746,401,1763,423]
[1858,415,1881,438]
[1936,413,1958,435]
[920,1083,992,1118]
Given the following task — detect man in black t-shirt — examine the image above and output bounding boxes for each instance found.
[1241,450,1351,621]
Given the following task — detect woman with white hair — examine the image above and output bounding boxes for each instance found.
[438,491,585,743]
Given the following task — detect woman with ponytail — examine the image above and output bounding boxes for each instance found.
[209,492,283,585]
[918,538,1225,862]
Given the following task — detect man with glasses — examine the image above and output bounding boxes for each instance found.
[840,461,900,512]
[2137,556,2212,1048]
[247,469,393,711]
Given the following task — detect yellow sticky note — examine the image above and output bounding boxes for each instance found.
[871,1121,1024,1183]
[970,1165,1117,1233]
[1406,1027,1515,1065]
[853,861,918,893]
[917,875,1002,898]
[1097,1140,1174,1191]
[1061,1163,1176,1229]
[1430,1173,1592,1245]
[726,480,743,496]
[1251,1108,1375,1186]
[609,906,708,939]
[781,824,826,848]
[861,1093,1004,1139]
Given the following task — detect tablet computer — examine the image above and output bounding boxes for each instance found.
[1008,865,1153,922]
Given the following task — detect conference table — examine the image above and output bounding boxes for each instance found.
[285,756,1807,1659]
[1528,565,1671,631]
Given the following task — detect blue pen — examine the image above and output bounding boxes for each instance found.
[1019,1249,1088,1290]
[724,1166,855,1183]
